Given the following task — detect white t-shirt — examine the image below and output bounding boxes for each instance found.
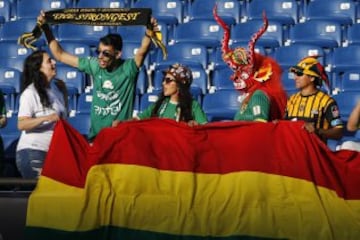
[16,82,67,152]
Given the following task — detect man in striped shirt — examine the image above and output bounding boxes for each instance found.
[284,56,343,143]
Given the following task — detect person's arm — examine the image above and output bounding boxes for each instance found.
[18,113,60,131]
[38,11,79,68]
[134,17,159,68]
[347,101,360,131]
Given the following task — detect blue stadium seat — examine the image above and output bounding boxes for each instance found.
[230,20,284,49]
[0,19,46,48]
[329,45,360,74]
[133,0,184,25]
[173,19,224,49]
[59,42,92,58]
[76,0,127,8]
[272,44,325,71]
[247,0,299,25]
[0,66,21,94]
[346,23,360,46]
[154,43,209,70]
[211,66,234,90]
[288,20,343,49]
[67,114,90,137]
[202,89,241,121]
[332,91,360,121]
[0,57,27,72]
[139,91,161,112]
[305,0,356,26]
[115,25,146,44]
[0,114,21,163]
[0,42,33,58]
[121,41,150,69]
[57,24,110,46]
[16,0,67,19]
[0,0,11,24]
[136,66,149,95]
[335,70,360,93]
[76,92,93,115]
[56,65,85,95]
[189,0,241,25]
[281,71,297,92]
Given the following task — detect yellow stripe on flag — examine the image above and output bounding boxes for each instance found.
[27,164,360,239]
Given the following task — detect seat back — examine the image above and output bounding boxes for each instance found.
[16,0,67,19]
[305,0,355,25]
[0,0,11,23]
[57,24,110,46]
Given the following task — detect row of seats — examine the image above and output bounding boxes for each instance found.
[2,0,360,26]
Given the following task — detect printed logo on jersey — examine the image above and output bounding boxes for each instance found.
[102,80,114,90]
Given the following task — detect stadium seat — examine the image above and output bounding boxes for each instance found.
[211,66,234,90]
[136,66,149,95]
[0,0,11,24]
[346,23,360,46]
[281,71,297,92]
[329,45,360,74]
[121,41,150,69]
[0,114,21,163]
[202,89,241,121]
[16,0,67,19]
[0,42,32,59]
[230,20,284,49]
[67,114,91,137]
[154,43,209,70]
[59,42,92,58]
[288,20,343,49]
[0,19,46,48]
[139,91,161,112]
[115,25,146,44]
[76,0,127,8]
[0,66,21,94]
[133,0,184,25]
[272,44,325,71]
[57,24,110,47]
[305,0,356,26]
[247,0,299,25]
[56,65,85,95]
[0,57,27,72]
[173,19,224,49]
[189,0,241,25]
[332,91,360,121]
[76,92,93,115]
[336,70,360,93]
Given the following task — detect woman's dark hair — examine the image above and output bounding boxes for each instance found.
[151,82,194,122]
[100,33,123,51]
[22,50,51,108]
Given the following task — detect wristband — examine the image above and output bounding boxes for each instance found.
[41,23,55,44]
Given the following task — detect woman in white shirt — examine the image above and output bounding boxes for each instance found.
[16,50,67,179]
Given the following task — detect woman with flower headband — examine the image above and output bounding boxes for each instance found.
[135,64,208,126]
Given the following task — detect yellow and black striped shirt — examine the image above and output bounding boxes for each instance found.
[285,91,343,130]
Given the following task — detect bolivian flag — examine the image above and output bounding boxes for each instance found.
[25,119,360,239]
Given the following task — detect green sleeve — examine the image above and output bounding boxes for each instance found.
[192,100,208,124]
[137,104,156,120]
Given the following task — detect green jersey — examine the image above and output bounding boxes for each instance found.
[234,89,270,122]
[78,57,138,139]
[138,98,208,124]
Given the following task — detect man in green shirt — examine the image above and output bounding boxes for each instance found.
[37,11,158,140]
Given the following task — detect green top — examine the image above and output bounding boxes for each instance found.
[234,89,270,122]
[78,57,138,139]
[138,98,208,124]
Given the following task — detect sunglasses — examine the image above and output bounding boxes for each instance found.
[293,71,304,77]
[163,77,176,84]
[95,49,115,58]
